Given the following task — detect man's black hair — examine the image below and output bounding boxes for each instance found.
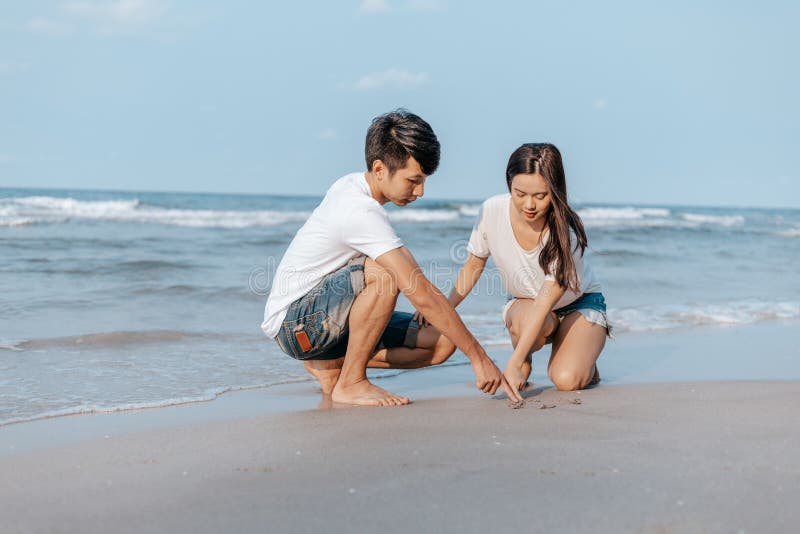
[365,109,440,176]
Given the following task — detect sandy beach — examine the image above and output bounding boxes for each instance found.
[2,320,800,533]
[1,381,799,534]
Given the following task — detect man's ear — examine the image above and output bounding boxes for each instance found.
[372,159,385,179]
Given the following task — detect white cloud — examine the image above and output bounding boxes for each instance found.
[26,0,166,36]
[358,0,390,14]
[318,128,337,140]
[353,69,429,91]
[25,17,74,35]
[594,98,608,110]
[0,154,11,163]
[64,0,165,26]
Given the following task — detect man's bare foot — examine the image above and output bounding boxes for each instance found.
[304,358,343,395]
[331,378,410,406]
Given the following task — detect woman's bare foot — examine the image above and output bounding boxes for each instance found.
[520,354,533,390]
[304,358,343,394]
[331,378,410,406]
[587,365,601,387]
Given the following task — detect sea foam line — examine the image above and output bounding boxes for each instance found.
[0,196,312,229]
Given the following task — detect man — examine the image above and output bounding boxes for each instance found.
[261,109,521,406]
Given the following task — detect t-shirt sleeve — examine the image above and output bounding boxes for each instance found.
[340,203,404,260]
[466,203,491,258]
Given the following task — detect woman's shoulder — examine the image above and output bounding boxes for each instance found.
[480,193,510,214]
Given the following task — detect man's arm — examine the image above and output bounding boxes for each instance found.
[375,247,522,402]
[415,253,488,327]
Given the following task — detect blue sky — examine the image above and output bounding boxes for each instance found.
[1,0,798,207]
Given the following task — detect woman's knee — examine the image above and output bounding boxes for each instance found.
[548,366,590,391]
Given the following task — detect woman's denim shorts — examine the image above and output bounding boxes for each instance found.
[502,291,613,340]
[274,256,419,361]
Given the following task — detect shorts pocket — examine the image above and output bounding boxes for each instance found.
[280,310,342,360]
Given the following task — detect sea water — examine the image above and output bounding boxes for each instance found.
[1,187,799,425]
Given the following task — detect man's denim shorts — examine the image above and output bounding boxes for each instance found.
[274,256,420,361]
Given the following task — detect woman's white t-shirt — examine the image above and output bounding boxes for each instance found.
[466,194,602,309]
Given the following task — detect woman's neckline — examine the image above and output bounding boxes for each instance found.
[506,196,548,254]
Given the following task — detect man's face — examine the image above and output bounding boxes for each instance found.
[380,157,427,207]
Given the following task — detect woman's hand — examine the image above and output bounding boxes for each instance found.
[503,361,528,392]
[411,310,430,328]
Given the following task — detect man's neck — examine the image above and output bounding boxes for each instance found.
[364,171,388,205]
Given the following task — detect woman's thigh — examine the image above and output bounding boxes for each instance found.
[504,298,534,348]
[547,311,606,390]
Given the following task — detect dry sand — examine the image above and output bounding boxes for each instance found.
[2,380,799,534]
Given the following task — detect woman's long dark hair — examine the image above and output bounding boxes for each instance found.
[506,143,587,293]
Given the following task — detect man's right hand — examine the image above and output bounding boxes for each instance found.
[472,355,523,403]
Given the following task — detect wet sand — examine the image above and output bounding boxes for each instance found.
[2,320,800,533]
[2,380,799,533]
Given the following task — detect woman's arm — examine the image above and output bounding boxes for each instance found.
[506,280,565,369]
[414,253,487,326]
[448,253,488,308]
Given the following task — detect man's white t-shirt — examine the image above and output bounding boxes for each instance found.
[467,194,602,309]
[261,172,403,338]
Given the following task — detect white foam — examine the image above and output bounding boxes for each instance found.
[579,207,671,220]
[777,228,800,238]
[679,213,745,227]
[388,209,460,222]
[0,196,311,228]
[609,300,800,333]
[464,300,800,341]
[0,380,312,427]
[577,206,680,229]
[576,206,751,230]
[457,204,481,217]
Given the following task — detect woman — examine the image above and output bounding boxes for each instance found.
[428,143,611,392]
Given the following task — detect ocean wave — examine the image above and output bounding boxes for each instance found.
[460,300,800,337]
[579,207,671,220]
[1,330,217,351]
[0,380,312,427]
[0,195,783,233]
[457,204,480,216]
[0,196,312,229]
[0,195,487,228]
[575,206,753,230]
[388,209,461,222]
[777,228,800,238]
[679,213,745,227]
[0,358,473,427]
[609,300,800,333]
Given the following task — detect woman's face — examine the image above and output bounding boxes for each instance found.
[510,173,552,226]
